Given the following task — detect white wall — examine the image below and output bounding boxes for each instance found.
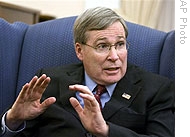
[0,0,86,18]
[85,0,119,9]
[0,0,174,32]
[0,0,119,18]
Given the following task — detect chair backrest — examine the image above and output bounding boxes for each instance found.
[127,22,165,73]
[16,16,175,95]
[159,30,175,79]
[0,18,28,113]
[16,16,80,94]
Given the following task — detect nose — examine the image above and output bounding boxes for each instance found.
[107,46,119,61]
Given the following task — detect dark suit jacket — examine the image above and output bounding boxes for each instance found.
[15,63,174,137]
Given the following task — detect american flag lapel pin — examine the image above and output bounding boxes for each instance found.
[122,93,131,100]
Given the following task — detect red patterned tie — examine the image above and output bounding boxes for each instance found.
[94,85,107,110]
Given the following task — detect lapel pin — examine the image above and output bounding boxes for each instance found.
[122,93,131,100]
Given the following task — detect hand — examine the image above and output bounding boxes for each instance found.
[69,85,109,137]
[6,74,56,130]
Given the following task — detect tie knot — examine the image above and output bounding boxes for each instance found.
[95,84,106,95]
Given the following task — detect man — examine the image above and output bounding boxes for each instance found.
[1,7,174,137]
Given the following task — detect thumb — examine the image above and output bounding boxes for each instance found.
[41,97,56,110]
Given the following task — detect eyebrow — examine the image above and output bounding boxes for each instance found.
[94,35,126,44]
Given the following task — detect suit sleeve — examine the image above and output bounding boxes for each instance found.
[0,112,26,137]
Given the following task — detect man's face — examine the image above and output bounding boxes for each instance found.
[75,21,127,85]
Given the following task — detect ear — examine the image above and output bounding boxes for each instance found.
[75,43,84,61]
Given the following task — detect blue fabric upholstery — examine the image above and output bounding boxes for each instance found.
[0,18,28,113]
[16,16,80,94]
[0,16,175,113]
[127,22,167,74]
[160,31,175,79]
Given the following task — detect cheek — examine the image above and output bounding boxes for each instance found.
[83,59,103,80]
[122,60,127,74]
[86,57,103,70]
[120,50,128,62]
[82,52,102,68]
[120,51,128,72]
[84,55,107,76]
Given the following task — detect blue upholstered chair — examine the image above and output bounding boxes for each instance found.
[0,16,175,114]
[0,18,28,113]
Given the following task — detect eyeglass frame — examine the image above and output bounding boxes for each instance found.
[81,40,130,54]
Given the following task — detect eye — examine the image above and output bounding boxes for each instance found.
[116,41,125,47]
[97,43,109,49]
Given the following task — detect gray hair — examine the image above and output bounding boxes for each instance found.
[73,7,128,44]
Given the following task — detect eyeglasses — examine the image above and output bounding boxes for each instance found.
[82,41,130,54]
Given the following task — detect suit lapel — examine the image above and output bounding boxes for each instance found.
[102,64,142,120]
[58,63,84,119]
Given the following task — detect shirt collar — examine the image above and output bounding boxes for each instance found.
[84,71,116,97]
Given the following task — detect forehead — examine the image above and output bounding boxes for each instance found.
[86,22,126,42]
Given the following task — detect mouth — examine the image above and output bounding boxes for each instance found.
[105,67,119,71]
[104,67,120,73]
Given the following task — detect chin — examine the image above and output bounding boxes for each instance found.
[104,76,122,84]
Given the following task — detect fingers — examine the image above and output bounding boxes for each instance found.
[18,74,50,101]
[18,76,38,99]
[69,97,83,114]
[28,76,38,90]
[18,83,30,100]
[69,85,94,102]
[32,74,51,94]
[69,85,99,108]
[69,85,93,95]
[29,74,50,98]
[35,74,50,89]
